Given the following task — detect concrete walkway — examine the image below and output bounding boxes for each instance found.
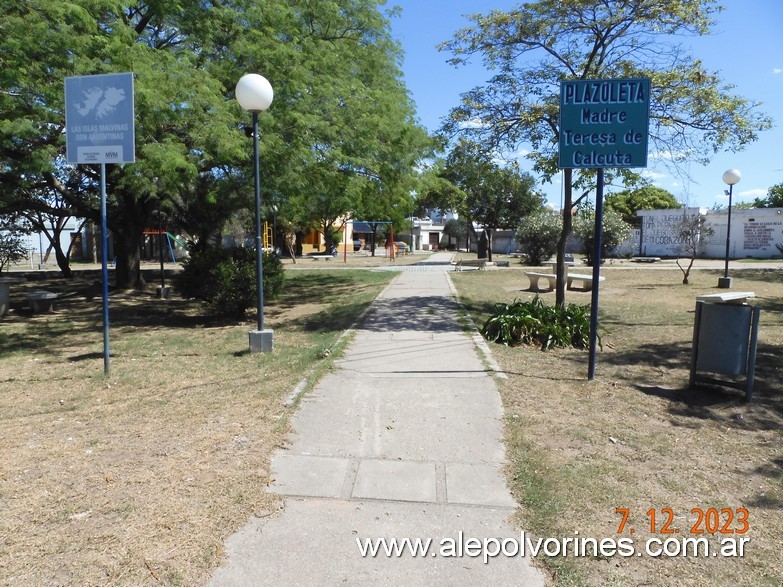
[208,252,545,586]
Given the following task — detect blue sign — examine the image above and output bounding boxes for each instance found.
[558,78,650,169]
[65,73,135,164]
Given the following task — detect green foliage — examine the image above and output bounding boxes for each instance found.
[415,160,466,217]
[176,246,284,319]
[442,218,467,248]
[0,223,27,272]
[440,0,771,186]
[573,207,633,265]
[0,0,431,288]
[481,297,594,350]
[443,140,545,229]
[605,187,681,222]
[516,211,563,265]
[752,183,783,208]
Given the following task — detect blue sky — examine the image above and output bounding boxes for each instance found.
[386,0,783,210]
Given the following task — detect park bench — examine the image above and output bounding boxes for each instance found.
[566,274,605,292]
[26,290,58,313]
[310,255,333,261]
[524,272,558,292]
[631,256,662,263]
[454,258,493,271]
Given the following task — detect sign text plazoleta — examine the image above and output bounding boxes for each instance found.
[558,78,650,169]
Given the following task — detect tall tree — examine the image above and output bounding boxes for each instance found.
[752,183,783,208]
[440,0,771,305]
[0,0,430,288]
[605,186,682,223]
[442,140,544,261]
[1,0,247,288]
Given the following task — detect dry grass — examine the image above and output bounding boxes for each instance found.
[0,267,393,586]
[452,262,783,587]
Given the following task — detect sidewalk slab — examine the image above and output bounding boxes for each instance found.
[208,499,543,587]
[284,373,506,463]
[352,459,437,502]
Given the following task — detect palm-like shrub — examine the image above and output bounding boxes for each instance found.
[481,296,596,350]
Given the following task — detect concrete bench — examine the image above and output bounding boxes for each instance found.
[0,276,26,316]
[455,258,493,271]
[525,272,557,292]
[27,290,58,313]
[310,255,333,261]
[567,274,605,291]
[631,256,662,263]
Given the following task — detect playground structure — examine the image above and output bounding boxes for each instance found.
[141,230,187,263]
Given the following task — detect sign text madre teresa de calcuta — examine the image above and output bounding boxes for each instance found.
[558,78,650,169]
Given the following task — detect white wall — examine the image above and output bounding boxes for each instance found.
[635,206,783,259]
[637,208,705,257]
[702,207,783,259]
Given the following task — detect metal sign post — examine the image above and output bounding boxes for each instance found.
[65,73,135,375]
[559,78,650,379]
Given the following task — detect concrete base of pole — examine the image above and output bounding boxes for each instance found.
[718,277,733,289]
[156,286,171,299]
[249,329,274,353]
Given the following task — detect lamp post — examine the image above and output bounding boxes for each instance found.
[718,168,741,289]
[236,73,274,352]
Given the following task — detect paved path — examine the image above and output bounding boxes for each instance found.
[208,252,545,586]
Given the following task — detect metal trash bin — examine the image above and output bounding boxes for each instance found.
[689,292,760,401]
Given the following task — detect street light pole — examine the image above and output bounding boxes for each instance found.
[252,110,263,332]
[236,73,274,352]
[718,168,741,289]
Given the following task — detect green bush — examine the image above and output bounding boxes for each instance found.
[573,207,632,265]
[481,296,596,350]
[176,246,284,319]
[516,211,562,266]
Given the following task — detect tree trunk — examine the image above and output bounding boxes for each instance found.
[486,229,493,261]
[477,231,488,259]
[113,227,146,289]
[39,218,74,278]
[285,231,297,263]
[52,237,73,278]
[555,169,574,308]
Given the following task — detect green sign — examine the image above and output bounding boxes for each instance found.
[558,78,650,169]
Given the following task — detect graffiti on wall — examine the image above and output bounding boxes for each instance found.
[743,220,783,251]
[641,213,697,248]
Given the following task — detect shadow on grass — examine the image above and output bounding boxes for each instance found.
[603,340,782,428]
[2,270,385,358]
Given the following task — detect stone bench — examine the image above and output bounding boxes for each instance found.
[567,274,605,292]
[524,272,557,292]
[0,276,26,316]
[26,290,58,313]
[454,258,493,271]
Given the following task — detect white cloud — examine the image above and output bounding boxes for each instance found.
[649,149,691,161]
[773,68,782,74]
[737,188,767,199]
[640,169,667,181]
[458,117,487,130]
